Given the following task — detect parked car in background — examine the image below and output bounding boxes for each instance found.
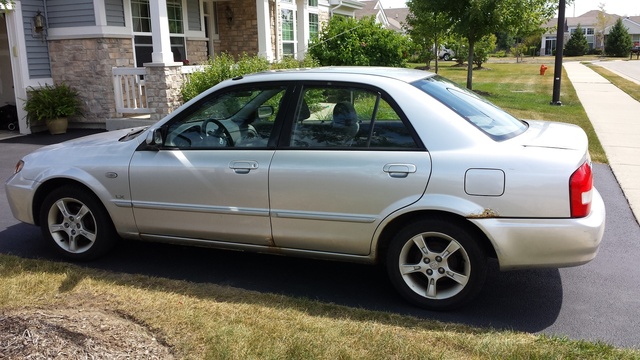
[5,67,605,311]
[438,46,456,61]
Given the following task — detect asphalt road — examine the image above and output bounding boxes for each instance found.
[595,59,640,83]
[1,132,639,350]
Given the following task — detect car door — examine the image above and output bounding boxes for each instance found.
[129,85,288,245]
[269,84,432,255]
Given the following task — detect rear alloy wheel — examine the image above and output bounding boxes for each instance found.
[386,219,486,310]
[39,186,117,260]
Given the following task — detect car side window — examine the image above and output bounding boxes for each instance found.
[290,85,418,149]
[164,86,286,149]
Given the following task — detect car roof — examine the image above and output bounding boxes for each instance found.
[234,66,437,84]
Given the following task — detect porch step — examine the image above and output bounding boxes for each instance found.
[106,116,156,131]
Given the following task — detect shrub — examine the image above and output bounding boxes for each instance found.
[181,53,318,102]
[308,16,409,67]
[473,34,497,68]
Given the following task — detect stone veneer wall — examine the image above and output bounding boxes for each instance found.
[217,0,259,57]
[144,65,183,121]
[186,39,209,64]
[48,38,134,126]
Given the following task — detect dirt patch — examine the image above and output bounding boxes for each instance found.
[0,309,174,359]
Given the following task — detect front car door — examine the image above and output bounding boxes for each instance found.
[269,83,432,255]
[129,85,288,245]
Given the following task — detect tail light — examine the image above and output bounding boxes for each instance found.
[569,161,593,218]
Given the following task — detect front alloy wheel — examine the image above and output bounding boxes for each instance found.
[40,186,117,260]
[386,219,486,310]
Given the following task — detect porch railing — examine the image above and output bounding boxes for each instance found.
[112,65,206,115]
[112,67,148,115]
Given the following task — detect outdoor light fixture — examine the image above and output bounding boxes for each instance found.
[34,10,45,33]
[225,5,233,26]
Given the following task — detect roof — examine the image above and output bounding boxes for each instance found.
[240,67,435,84]
[543,10,640,35]
[384,8,410,31]
[354,0,408,32]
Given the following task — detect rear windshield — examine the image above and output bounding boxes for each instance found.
[412,75,527,141]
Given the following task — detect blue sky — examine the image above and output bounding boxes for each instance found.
[379,0,639,17]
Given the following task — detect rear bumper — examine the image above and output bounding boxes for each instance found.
[470,188,605,270]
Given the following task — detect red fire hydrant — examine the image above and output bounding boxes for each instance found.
[540,64,548,75]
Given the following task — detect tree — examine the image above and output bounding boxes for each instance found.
[605,18,633,57]
[412,0,556,89]
[308,16,409,67]
[405,1,450,73]
[564,24,589,56]
[595,4,609,53]
[0,0,14,11]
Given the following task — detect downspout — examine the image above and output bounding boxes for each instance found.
[330,1,342,17]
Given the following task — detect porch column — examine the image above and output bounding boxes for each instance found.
[256,0,274,61]
[149,0,175,64]
[145,0,183,121]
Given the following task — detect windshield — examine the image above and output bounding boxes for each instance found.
[412,75,527,141]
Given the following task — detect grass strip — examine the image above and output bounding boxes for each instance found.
[1,254,638,359]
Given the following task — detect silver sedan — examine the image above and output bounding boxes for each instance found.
[5,67,605,310]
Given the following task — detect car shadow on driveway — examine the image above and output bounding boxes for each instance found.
[0,221,564,334]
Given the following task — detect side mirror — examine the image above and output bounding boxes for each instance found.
[142,128,163,151]
[257,105,274,119]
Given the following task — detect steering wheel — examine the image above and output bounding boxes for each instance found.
[202,118,234,147]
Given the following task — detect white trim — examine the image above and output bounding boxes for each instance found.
[256,0,273,61]
[47,26,133,39]
[149,0,174,64]
[94,0,108,27]
[5,2,54,134]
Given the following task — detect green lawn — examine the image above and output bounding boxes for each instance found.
[2,255,638,359]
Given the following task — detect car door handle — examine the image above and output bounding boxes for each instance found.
[383,163,416,178]
[230,161,259,174]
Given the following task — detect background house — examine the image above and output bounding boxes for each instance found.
[1,0,363,134]
[354,0,407,33]
[541,10,640,55]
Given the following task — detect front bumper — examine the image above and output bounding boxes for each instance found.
[470,188,606,270]
[5,174,37,225]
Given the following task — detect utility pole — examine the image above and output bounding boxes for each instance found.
[551,0,566,105]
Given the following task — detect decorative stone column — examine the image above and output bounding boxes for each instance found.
[144,0,185,121]
[144,64,184,121]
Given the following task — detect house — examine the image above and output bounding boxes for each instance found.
[354,0,408,33]
[541,10,640,56]
[0,0,363,135]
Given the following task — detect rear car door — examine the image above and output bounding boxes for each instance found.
[129,85,287,245]
[269,83,432,255]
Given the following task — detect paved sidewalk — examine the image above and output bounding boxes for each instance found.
[563,61,640,222]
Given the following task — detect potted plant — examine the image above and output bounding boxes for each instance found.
[23,83,83,134]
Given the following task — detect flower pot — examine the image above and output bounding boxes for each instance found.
[47,117,68,135]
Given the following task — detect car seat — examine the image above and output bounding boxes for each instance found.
[332,101,359,145]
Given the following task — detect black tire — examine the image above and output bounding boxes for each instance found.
[386,218,487,310]
[39,186,118,261]
[443,53,451,61]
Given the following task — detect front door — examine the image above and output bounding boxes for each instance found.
[129,85,288,245]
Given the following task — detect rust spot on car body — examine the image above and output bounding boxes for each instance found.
[467,209,499,219]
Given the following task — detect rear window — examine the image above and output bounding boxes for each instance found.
[412,76,527,141]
